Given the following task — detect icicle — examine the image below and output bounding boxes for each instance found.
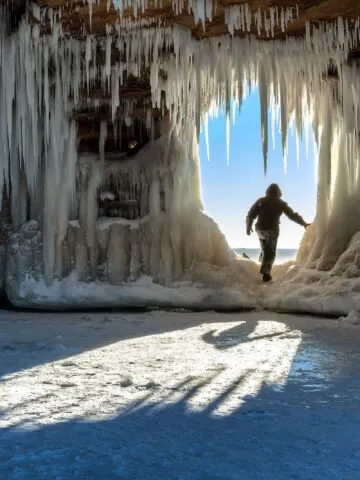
[146,108,152,132]
[225,63,231,166]
[338,17,345,49]
[99,121,108,167]
[280,7,285,32]
[271,96,276,151]
[259,64,269,174]
[204,114,210,162]
[104,25,112,92]
[85,35,92,92]
[305,21,311,49]
[280,75,288,174]
[205,0,212,22]
[226,108,230,167]
[244,3,252,32]
[270,7,275,38]
[296,132,300,168]
[254,8,262,36]
[88,0,94,28]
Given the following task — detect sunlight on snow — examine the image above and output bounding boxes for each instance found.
[0,321,301,428]
[184,321,302,416]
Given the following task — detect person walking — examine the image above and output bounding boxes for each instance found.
[246,184,311,282]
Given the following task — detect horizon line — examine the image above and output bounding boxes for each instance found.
[231,246,298,250]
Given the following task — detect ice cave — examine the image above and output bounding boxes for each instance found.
[1,0,360,315]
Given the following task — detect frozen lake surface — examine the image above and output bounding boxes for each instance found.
[0,309,359,479]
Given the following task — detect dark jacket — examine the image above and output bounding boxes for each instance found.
[246,196,307,234]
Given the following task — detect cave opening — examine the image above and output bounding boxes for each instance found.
[199,90,316,265]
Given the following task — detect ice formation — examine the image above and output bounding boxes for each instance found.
[108,0,298,37]
[225,3,299,37]
[1,3,360,312]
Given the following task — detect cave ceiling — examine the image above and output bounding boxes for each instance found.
[29,0,360,39]
[10,0,360,153]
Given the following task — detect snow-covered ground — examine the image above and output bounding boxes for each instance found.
[1,309,360,479]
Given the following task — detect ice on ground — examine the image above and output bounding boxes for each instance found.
[11,274,257,310]
[265,243,360,316]
[0,310,360,479]
[265,266,360,316]
[5,217,260,310]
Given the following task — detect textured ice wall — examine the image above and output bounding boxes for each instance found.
[5,128,253,308]
[265,233,360,316]
[270,60,360,315]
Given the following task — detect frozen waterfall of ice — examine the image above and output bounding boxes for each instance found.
[2,4,360,313]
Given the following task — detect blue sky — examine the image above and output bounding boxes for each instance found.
[198,89,316,249]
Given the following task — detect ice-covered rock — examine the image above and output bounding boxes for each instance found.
[339,310,360,325]
[264,232,360,316]
[5,209,260,309]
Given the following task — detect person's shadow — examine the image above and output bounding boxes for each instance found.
[202,319,289,350]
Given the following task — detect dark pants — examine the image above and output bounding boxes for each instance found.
[256,228,278,275]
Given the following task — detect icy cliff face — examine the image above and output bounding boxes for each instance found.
[2,4,360,311]
[5,128,259,309]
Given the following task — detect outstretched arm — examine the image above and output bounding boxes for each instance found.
[282,201,310,228]
[246,200,260,235]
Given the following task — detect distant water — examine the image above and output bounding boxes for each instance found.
[233,248,297,264]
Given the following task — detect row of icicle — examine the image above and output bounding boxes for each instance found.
[2,5,360,187]
[3,4,360,180]
[36,2,300,36]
